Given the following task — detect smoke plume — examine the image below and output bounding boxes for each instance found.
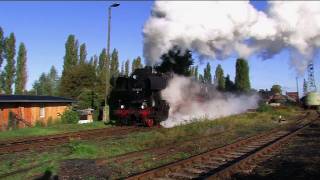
[160,75,259,128]
[143,1,320,72]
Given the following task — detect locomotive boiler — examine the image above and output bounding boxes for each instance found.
[108,67,170,127]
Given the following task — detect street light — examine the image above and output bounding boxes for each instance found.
[104,2,120,122]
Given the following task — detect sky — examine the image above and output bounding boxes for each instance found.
[0,1,316,95]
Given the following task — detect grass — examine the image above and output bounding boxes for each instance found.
[0,121,108,141]
[0,106,304,179]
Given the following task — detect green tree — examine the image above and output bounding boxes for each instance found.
[0,27,4,69]
[214,64,225,91]
[271,84,282,94]
[15,43,27,94]
[203,63,212,84]
[60,35,79,96]
[125,59,130,76]
[156,47,193,76]
[194,66,198,81]
[199,74,205,83]
[225,74,235,92]
[132,56,143,73]
[120,61,124,75]
[110,48,119,77]
[79,43,87,64]
[4,33,16,94]
[60,62,97,99]
[48,66,59,96]
[235,58,251,93]
[303,79,308,95]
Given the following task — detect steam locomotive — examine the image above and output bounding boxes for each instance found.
[108,67,170,127]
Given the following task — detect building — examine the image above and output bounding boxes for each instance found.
[0,95,75,131]
[286,92,299,102]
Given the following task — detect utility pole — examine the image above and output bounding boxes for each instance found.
[104,3,120,122]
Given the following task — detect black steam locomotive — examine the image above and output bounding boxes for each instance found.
[108,67,170,127]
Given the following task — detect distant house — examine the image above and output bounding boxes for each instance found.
[0,95,75,131]
[286,92,299,102]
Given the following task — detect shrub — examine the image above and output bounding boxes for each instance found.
[61,109,79,124]
[35,120,46,127]
[257,103,273,112]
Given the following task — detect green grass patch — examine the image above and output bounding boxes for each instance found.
[0,121,109,141]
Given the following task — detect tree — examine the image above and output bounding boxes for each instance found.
[15,43,27,94]
[48,66,59,96]
[235,58,251,93]
[120,61,124,75]
[203,63,212,84]
[125,59,130,76]
[132,56,143,73]
[303,79,308,96]
[271,84,282,94]
[199,74,205,83]
[110,48,119,77]
[59,62,97,99]
[156,46,193,76]
[225,74,235,92]
[194,66,198,81]
[214,64,225,91]
[0,27,4,69]
[79,43,87,64]
[4,33,16,94]
[60,35,79,96]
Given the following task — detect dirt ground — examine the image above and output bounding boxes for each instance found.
[233,120,320,180]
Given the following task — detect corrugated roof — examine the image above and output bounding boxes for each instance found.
[0,95,76,103]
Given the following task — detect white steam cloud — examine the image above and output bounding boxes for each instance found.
[160,75,259,128]
[143,1,320,73]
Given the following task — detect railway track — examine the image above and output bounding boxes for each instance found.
[0,126,146,155]
[127,118,316,180]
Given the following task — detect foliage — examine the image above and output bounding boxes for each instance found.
[235,58,251,93]
[0,27,4,69]
[257,103,273,112]
[110,48,119,77]
[225,74,235,92]
[271,84,282,94]
[156,46,193,76]
[203,63,212,84]
[60,35,79,96]
[59,62,97,99]
[214,64,225,90]
[68,140,97,157]
[35,120,46,127]
[4,33,16,94]
[125,59,130,76]
[303,78,308,95]
[15,43,27,94]
[77,88,99,110]
[61,109,79,124]
[79,43,87,64]
[131,56,143,73]
[29,66,59,96]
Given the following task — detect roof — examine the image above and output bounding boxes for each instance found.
[0,95,76,103]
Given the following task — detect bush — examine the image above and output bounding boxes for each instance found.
[257,103,273,112]
[35,120,46,127]
[61,109,79,124]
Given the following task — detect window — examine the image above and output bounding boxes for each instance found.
[40,106,45,118]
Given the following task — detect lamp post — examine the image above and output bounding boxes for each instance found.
[104,2,120,122]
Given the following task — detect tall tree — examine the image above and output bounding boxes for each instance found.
[48,66,59,96]
[79,43,87,64]
[125,59,130,76]
[225,74,235,92]
[132,56,143,73]
[214,64,225,91]
[203,63,212,84]
[110,48,119,77]
[194,66,198,81]
[303,79,308,96]
[271,84,282,94]
[120,61,124,75]
[60,35,79,95]
[156,46,193,76]
[15,43,27,94]
[0,27,4,69]
[4,33,16,94]
[235,58,251,93]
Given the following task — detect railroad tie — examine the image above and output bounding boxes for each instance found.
[194,163,220,170]
[183,167,206,174]
[168,172,197,179]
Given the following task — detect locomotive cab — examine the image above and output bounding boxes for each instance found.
[108,67,169,127]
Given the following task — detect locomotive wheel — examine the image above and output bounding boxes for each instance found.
[145,119,154,127]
